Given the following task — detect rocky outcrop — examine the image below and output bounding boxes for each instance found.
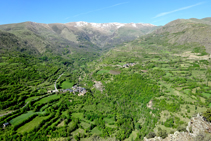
[147,100,153,109]
[186,113,211,137]
[144,113,211,141]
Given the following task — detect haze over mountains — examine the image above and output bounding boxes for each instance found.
[0,21,159,55]
[1,17,211,56]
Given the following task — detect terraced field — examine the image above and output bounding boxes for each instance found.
[10,111,35,126]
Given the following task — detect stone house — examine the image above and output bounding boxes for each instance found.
[3,122,9,128]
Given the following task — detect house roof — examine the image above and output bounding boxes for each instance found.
[3,122,9,126]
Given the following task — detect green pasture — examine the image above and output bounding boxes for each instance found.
[10,111,35,126]
[61,81,73,89]
[118,62,126,65]
[57,120,65,127]
[0,62,8,66]
[97,70,110,74]
[68,121,74,127]
[80,122,90,129]
[91,127,102,135]
[71,128,85,136]
[10,63,19,65]
[35,94,60,104]
[62,110,68,117]
[202,93,211,98]
[125,130,138,141]
[25,96,40,103]
[103,117,115,124]
[17,115,50,133]
[72,113,83,119]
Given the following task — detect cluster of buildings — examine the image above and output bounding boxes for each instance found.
[61,89,73,93]
[48,85,87,96]
[123,63,136,68]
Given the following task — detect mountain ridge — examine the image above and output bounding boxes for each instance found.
[0,21,160,54]
[152,17,211,53]
[67,21,155,29]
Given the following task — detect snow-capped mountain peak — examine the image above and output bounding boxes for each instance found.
[75,21,89,27]
[73,22,155,29]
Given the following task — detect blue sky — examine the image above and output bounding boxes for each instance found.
[0,0,210,25]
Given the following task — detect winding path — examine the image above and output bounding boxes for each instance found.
[54,73,63,92]
[0,111,13,117]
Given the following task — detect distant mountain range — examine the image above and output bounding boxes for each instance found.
[1,17,211,56]
[64,22,158,48]
[0,22,160,55]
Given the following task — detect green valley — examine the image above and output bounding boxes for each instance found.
[1,18,211,141]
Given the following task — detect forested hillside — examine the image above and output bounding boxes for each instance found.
[1,18,211,141]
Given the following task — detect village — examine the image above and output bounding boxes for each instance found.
[47,85,87,96]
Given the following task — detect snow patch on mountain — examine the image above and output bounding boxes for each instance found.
[73,22,155,29]
[131,23,137,28]
[75,21,89,27]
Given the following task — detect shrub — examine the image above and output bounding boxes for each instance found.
[194,131,211,141]
[146,132,156,139]
[135,123,141,130]
[203,108,211,122]
[157,127,168,139]
[177,125,187,132]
